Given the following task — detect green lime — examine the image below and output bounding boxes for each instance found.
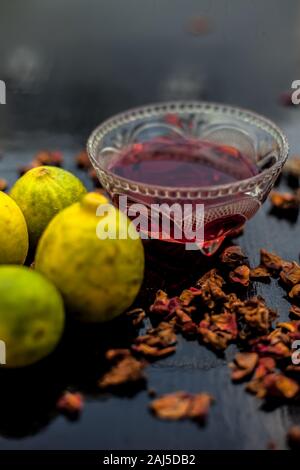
[0,265,65,367]
[35,192,144,322]
[0,191,28,264]
[10,166,87,248]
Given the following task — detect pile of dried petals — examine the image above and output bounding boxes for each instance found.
[19,150,63,175]
[95,245,300,430]
[148,246,300,403]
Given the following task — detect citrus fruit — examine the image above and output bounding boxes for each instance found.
[35,192,144,322]
[0,191,28,264]
[10,166,87,248]
[0,265,65,367]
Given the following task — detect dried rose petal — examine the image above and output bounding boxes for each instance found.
[150,392,190,420]
[150,290,181,318]
[253,339,291,358]
[35,150,63,166]
[151,290,199,336]
[283,156,300,178]
[242,357,275,395]
[174,307,193,324]
[250,327,291,358]
[246,378,266,397]
[197,269,225,290]
[126,308,146,327]
[266,374,299,399]
[179,321,198,336]
[290,304,300,318]
[286,321,300,341]
[34,151,52,165]
[228,265,250,286]
[250,265,270,280]
[133,343,176,357]
[219,246,249,268]
[56,391,83,414]
[234,297,276,332]
[0,178,8,191]
[229,352,258,381]
[186,16,210,36]
[196,269,227,309]
[277,321,299,334]
[137,323,177,347]
[179,288,202,306]
[76,150,92,170]
[211,312,238,335]
[260,249,284,272]
[150,290,169,314]
[50,152,64,166]
[223,293,244,311]
[247,373,299,399]
[287,426,300,448]
[199,328,232,350]
[150,391,213,421]
[279,90,294,106]
[98,349,146,388]
[199,312,237,350]
[187,394,214,420]
[280,262,300,287]
[253,357,276,380]
[132,322,177,358]
[105,348,131,361]
[269,191,300,210]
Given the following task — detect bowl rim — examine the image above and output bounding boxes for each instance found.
[86,100,289,195]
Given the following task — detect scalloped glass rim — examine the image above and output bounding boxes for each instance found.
[87,101,289,197]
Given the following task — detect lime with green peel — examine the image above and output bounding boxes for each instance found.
[35,192,145,322]
[0,265,65,367]
[0,191,29,264]
[10,166,87,248]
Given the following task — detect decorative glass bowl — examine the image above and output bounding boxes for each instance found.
[87,101,288,255]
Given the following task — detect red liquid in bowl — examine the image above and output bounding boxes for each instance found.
[109,137,258,186]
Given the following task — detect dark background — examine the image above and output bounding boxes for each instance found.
[0,0,300,450]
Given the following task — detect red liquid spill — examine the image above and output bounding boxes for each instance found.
[108,137,260,250]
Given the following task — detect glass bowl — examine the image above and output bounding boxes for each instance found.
[87,101,288,255]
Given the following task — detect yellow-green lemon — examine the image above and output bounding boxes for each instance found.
[35,192,144,322]
[0,191,28,264]
[0,265,65,367]
[10,166,87,248]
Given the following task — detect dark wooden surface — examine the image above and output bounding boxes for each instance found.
[0,0,300,451]
[0,127,299,451]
